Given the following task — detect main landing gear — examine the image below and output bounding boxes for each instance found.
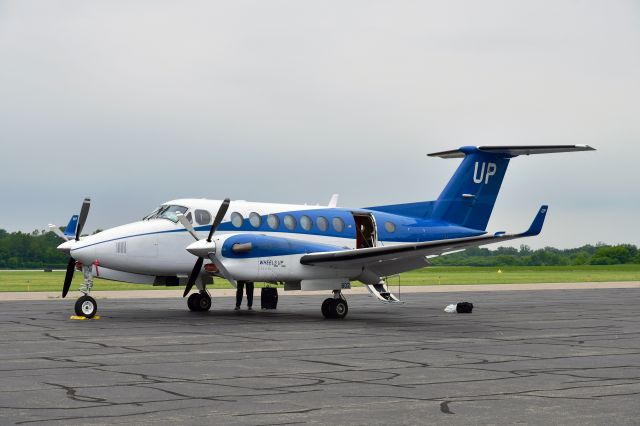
[187,291,212,312]
[74,264,97,318]
[321,290,348,319]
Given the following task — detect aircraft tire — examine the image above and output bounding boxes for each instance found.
[321,298,335,319]
[187,293,202,312]
[198,293,212,311]
[75,295,97,318]
[333,299,348,319]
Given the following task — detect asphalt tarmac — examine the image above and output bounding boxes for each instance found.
[1,288,639,425]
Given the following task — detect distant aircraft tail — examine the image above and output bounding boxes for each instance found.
[369,145,595,230]
[63,215,79,239]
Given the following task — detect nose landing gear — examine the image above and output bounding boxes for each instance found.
[73,264,97,318]
[321,290,348,319]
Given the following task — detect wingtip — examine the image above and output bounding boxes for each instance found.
[523,205,548,236]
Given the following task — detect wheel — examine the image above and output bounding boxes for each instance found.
[197,293,212,311]
[333,299,348,319]
[321,298,335,319]
[75,295,97,318]
[187,293,202,312]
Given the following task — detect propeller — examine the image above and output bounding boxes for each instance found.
[58,198,91,298]
[178,198,233,297]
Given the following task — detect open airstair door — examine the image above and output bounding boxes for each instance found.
[366,282,403,303]
[352,212,377,249]
[352,212,402,303]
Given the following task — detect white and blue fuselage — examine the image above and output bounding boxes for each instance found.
[66,198,482,286]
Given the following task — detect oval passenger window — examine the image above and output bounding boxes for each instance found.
[317,216,328,232]
[332,217,345,232]
[230,212,244,228]
[267,214,280,230]
[300,215,312,231]
[284,214,297,230]
[249,212,262,228]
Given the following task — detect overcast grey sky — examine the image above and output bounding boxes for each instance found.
[0,0,638,248]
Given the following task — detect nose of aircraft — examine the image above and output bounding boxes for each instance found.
[56,240,75,255]
[59,238,97,265]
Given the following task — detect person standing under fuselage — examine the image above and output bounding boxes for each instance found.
[235,281,254,310]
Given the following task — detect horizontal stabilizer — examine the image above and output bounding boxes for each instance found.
[429,145,595,159]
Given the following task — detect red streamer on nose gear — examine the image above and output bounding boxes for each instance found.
[93,260,100,277]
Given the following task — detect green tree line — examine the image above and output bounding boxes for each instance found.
[1,228,639,269]
[0,229,69,269]
[430,244,640,267]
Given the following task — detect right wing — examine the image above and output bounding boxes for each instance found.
[300,206,548,277]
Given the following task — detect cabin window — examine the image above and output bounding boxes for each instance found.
[384,221,396,233]
[332,217,345,233]
[194,210,211,225]
[300,215,312,231]
[317,216,328,232]
[230,212,244,228]
[185,212,193,223]
[284,214,297,230]
[267,214,280,230]
[249,212,262,228]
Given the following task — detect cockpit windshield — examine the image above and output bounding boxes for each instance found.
[143,205,188,223]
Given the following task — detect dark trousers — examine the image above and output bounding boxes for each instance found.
[236,281,254,307]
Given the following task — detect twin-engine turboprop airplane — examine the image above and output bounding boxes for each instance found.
[51,145,594,319]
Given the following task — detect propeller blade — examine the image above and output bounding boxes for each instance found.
[207,198,230,242]
[75,198,91,241]
[62,257,76,298]
[208,254,237,288]
[183,257,204,297]
[49,224,69,241]
[177,213,199,241]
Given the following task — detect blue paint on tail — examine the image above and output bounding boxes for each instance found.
[63,215,79,239]
[431,146,511,230]
[368,146,513,230]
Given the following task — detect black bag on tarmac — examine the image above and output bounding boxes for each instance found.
[456,302,473,313]
[261,287,278,309]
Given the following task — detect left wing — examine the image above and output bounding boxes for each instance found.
[300,205,548,277]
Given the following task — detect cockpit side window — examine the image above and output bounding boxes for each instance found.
[144,205,188,223]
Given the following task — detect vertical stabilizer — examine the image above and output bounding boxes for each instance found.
[368,145,594,228]
[430,146,511,230]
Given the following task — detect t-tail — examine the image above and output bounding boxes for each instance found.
[370,145,595,230]
[63,215,79,240]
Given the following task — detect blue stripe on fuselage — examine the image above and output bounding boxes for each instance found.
[71,207,485,254]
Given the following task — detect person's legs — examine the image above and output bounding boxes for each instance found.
[246,282,254,309]
[235,281,245,309]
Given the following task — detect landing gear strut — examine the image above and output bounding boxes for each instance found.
[74,264,97,318]
[187,291,212,312]
[321,290,348,319]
